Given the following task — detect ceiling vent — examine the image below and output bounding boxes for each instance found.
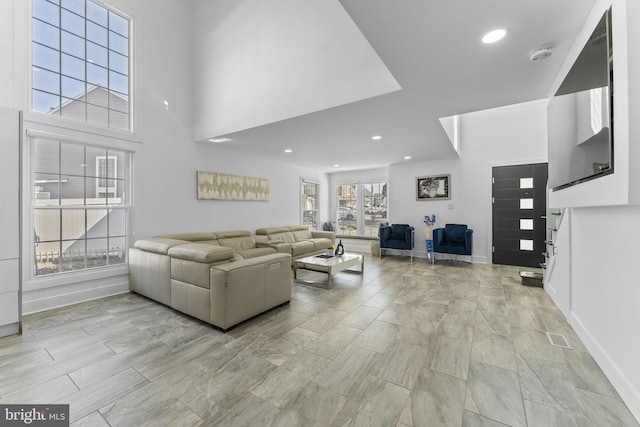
[530,45,553,62]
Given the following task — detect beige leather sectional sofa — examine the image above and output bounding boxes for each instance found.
[129,226,335,330]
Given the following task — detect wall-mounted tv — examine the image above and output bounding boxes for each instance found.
[548,8,613,191]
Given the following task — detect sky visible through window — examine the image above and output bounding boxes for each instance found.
[32,0,130,131]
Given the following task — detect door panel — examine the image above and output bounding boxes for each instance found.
[492,163,548,268]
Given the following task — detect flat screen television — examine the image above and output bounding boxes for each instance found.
[548,8,613,191]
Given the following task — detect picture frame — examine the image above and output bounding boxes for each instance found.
[416,174,450,201]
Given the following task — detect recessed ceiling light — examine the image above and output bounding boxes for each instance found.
[163,100,169,108]
[404,156,412,160]
[482,29,506,44]
[371,135,382,140]
[284,149,292,153]
[208,137,232,143]
[333,164,340,167]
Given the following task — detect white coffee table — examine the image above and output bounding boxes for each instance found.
[294,253,364,288]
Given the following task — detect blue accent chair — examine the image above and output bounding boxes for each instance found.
[433,224,473,262]
[379,224,415,261]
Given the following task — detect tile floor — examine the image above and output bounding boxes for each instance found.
[0,255,637,426]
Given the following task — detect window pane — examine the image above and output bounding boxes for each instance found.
[61,0,85,17]
[86,237,108,268]
[35,209,61,242]
[520,178,534,189]
[61,30,85,59]
[87,62,108,87]
[34,138,60,174]
[520,239,534,251]
[87,21,107,46]
[87,209,108,238]
[61,75,85,98]
[520,219,534,230]
[33,43,60,72]
[109,110,129,131]
[62,208,85,240]
[108,30,127,55]
[35,173,61,204]
[110,179,126,203]
[33,19,60,50]
[60,174,86,204]
[86,1,107,26]
[109,70,128,95]
[61,53,85,80]
[108,236,126,265]
[109,50,127,75]
[33,67,60,95]
[85,177,104,204]
[337,184,357,236]
[33,0,60,26]
[108,209,126,236]
[60,97,86,121]
[32,89,61,113]
[109,11,128,37]
[36,239,62,275]
[87,103,109,126]
[520,198,533,210]
[61,245,85,272]
[61,8,85,37]
[60,142,85,176]
[87,86,108,108]
[87,41,107,67]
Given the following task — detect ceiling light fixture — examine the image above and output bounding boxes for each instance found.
[333,164,340,168]
[371,135,382,140]
[404,156,412,160]
[284,149,292,153]
[208,138,232,143]
[482,29,506,44]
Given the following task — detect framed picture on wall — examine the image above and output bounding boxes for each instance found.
[416,174,450,200]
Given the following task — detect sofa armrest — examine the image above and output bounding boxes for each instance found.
[464,229,473,253]
[311,231,335,244]
[269,242,292,254]
[256,240,284,248]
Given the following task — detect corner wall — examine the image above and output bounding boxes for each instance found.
[388,100,548,263]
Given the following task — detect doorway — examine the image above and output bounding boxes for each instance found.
[492,163,548,268]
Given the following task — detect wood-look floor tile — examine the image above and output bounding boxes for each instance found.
[399,368,466,427]
[271,381,347,427]
[471,333,516,371]
[340,305,382,330]
[299,309,350,334]
[431,336,472,380]
[207,393,279,427]
[577,388,639,426]
[462,410,510,427]
[1,375,78,404]
[465,360,526,427]
[312,344,379,397]
[330,375,409,427]
[371,339,428,389]
[564,349,617,396]
[71,411,110,427]
[524,399,594,427]
[353,320,399,353]
[57,367,149,422]
[304,324,361,359]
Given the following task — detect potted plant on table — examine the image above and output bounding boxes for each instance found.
[327,244,335,256]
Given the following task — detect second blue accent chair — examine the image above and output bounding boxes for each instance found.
[433,223,473,262]
[379,224,415,261]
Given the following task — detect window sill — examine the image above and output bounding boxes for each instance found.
[24,264,129,292]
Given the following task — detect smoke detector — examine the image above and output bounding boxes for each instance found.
[530,45,553,62]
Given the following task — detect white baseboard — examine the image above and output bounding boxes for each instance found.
[22,274,130,315]
[571,312,640,423]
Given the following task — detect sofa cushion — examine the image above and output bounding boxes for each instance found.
[218,236,257,251]
[445,224,466,243]
[291,241,315,257]
[167,243,235,263]
[236,247,277,259]
[134,238,189,255]
[267,232,296,243]
[308,238,332,250]
[256,226,290,235]
[214,230,252,239]
[292,229,314,241]
[156,232,217,242]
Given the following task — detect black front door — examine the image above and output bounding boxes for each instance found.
[492,163,548,268]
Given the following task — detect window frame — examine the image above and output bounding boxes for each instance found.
[335,181,388,237]
[300,178,320,230]
[29,0,136,136]
[27,130,132,281]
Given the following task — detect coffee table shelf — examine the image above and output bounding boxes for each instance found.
[293,253,364,288]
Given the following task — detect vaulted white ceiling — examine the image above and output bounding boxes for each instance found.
[192,0,597,172]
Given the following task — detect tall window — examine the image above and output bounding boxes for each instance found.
[301,179,319,230]
[336,182,388,236]
[33,137,131,276]
[32,0,131,131]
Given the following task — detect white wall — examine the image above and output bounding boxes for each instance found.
[191,0,399,141]
[552,0,640,421]
[388,100,548,263]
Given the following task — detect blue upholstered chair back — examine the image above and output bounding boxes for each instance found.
[379,224,414,250]
[433,224,473,256]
